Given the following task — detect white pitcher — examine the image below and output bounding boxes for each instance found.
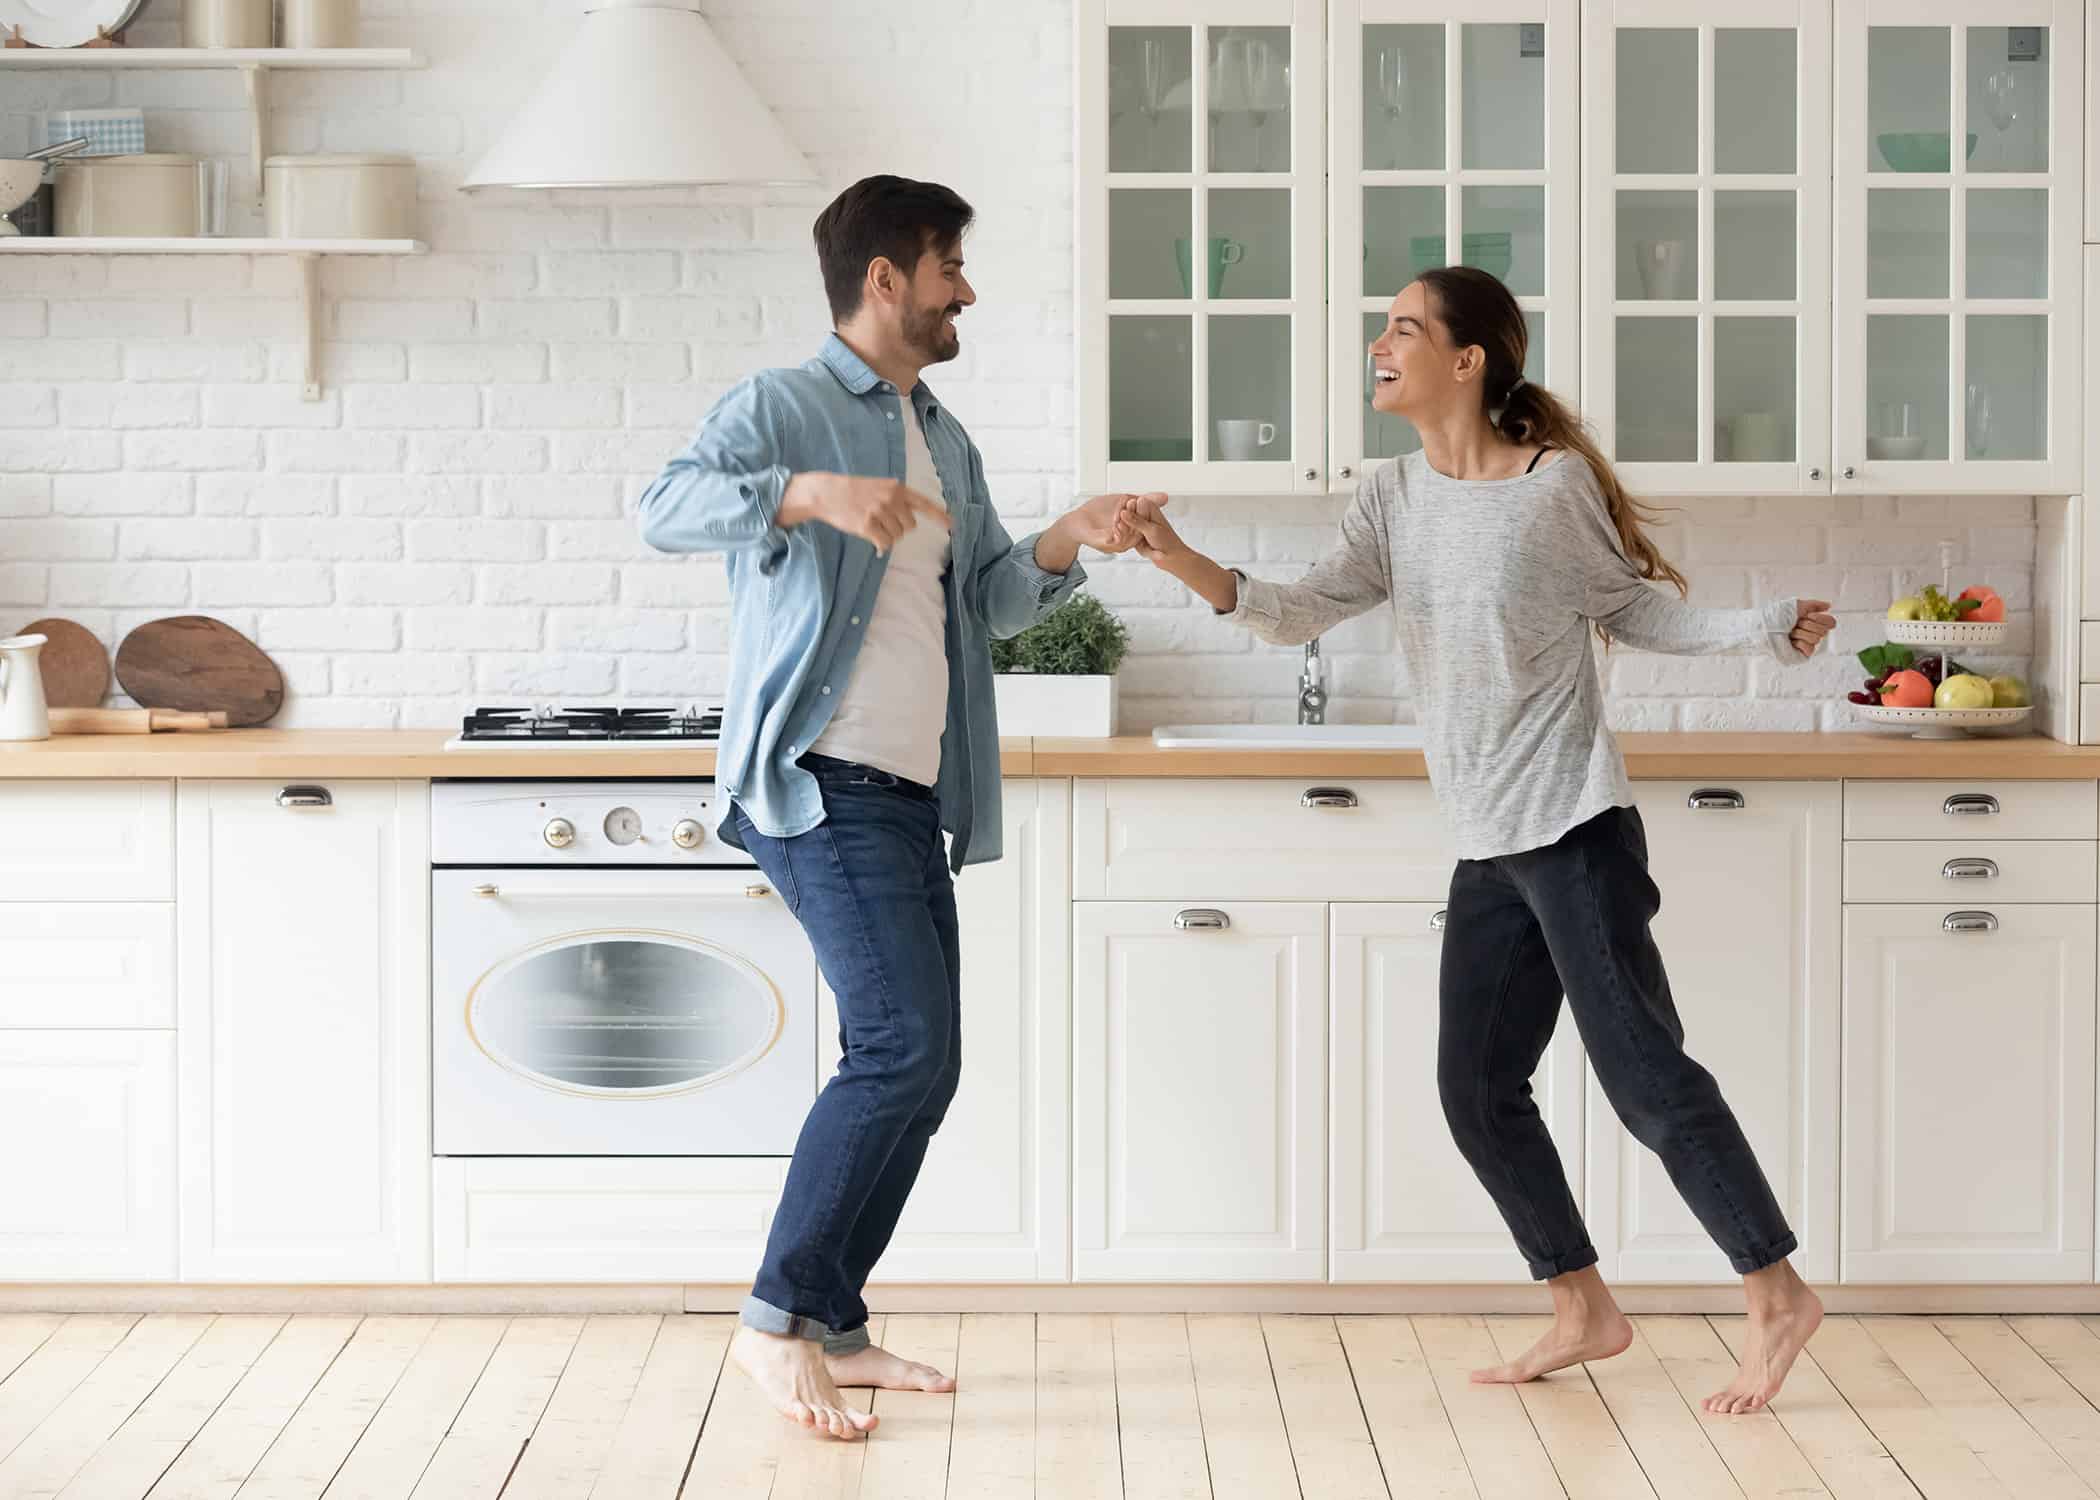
[0,634,50,742]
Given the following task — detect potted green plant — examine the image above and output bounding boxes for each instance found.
[990,592,1130,737]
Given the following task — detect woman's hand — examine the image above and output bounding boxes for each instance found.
[1118,494,1240,613]
[1790,598,1836,658]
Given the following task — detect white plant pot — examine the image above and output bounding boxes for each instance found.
[993,674,1119,738]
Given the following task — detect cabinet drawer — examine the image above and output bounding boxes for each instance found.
[0,905,176,1027]
[2082,623,2100,682]
[1843,781,2097,840]
[1844,841,2097,904]
[1073,778,1453,901]
[0,782,174,901]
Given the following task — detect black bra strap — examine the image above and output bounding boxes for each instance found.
[1524,446,1548,474]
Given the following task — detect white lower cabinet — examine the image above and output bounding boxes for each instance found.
[0,1031,175,1279]
[177,781,431,1282]
[1842,903,2097,1283]
[1072,901,1326,1281]
[1329,903,1584,1282]
[1586,783,1843,1283]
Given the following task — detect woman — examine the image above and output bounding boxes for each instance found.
[1121,266,1835,1414]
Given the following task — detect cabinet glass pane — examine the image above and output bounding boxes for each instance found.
[1363,24,1445,171]
[1209,26,1291,174]
[1867,314,1950,461]
[1714,30,1797,173]
[1966,28,2049,173]
[1869,28,1954,174]
[1110,189,1190,301]
[1208,189,1289,299]
[1617,30,1696,173]
[1363,313,1421,458]
[1109,316,1192,462]
[1965,315,2046,460]
[1617,191,1697,301]
[1365,186,1445,299]
[1966,188,2047,298]
[1461,22,1544,170]
[1868,189,1949,297]
[1714,191,1795,300]
[1616,319,1697,461]
[1459,186,1543,297]
[1109,27,1192,173]
[1210,316,1291,461]
[1715,318,1796,463]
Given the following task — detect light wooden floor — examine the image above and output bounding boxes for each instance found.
[8,1312,2100,1498]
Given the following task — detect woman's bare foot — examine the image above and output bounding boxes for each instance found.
[731,1325,880,1441]
[1471,1266,1634,1384]
[826,1343,957,1393]
[1705,1260,1823,1415]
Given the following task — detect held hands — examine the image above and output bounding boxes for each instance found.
[1117,493,1185,565]
[779,472,949,556]
[1791,599,1837,658]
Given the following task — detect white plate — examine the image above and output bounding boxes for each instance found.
[1882,618,2009,648]
[1856,704,2032,739]
[0,0,148,48]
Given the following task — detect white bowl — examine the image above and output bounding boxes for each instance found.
[1883,618,2008,648]
[0,161,43,218]
[1867,434,1928,461]
[1856,703,2031,739]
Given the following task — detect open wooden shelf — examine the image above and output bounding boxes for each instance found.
[0,237,423,254]
[0,47,420,68]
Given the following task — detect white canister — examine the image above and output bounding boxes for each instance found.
[264,155,415,240]
[184,0,273,48]
[0,634,51,743]
[55,155,203,238]
[282,0,359,49]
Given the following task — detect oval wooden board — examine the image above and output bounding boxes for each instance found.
[19,618,110,709]
[114,616,285,727]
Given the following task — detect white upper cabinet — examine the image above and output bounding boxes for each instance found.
[1078,0,1329,495]
[1833,0,2084,493]
[1331,0,1580,485]
[1583,1,1834,494]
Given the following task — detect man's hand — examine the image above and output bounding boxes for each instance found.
[1119,493,1187,565]
[1061,492,1143,556]
[778,472,949,556]
[1790,598,1836,658]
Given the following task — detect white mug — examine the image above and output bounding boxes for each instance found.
[0,634,51,743]
[1633,238,1688,300]
[1728,411,1783,462]
[1215,419,1278,460]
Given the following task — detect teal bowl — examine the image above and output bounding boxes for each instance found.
[1876,131,1979,172]
[1406,231,1514,280]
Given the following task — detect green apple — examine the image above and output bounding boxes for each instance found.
[1988,674,2030,708]
[1887,596,1926,621]
[1934,673,1996,710]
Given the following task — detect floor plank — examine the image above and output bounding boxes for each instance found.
[324,1316,508,1500]
[585,1314,731,1500]
[2010,1320,2100,1427]
[1108,1315,1209,1500]
[0,1316,67,1391]
[1635,1316,1831,1500]
[1937,1318,2100,1492]
[235,1316,435,1500]
[1484,1316,1656,1500]
[405,1316,581,1500]
[1860,1317,2095,1500]
[856,1314,961,1500]
[1706,1317,1918,1500]
[146,1316,361,1500]
[1412,1315,1567,1499]
[498,1314,659,1500]
[0,1313,213,1500]
[1262,1314,1389,1500]
[943,1313,1036,1500]
[1036,1313,1121,1500]
[1334,1316,1474,1500]
[766,1315,883,1500]
[56,1315,287,1500]
[1790,1316,2006,1499]
[0,1315,142,1468]
[1582,1319,1743,1500]
[1186,1315,1299,1500]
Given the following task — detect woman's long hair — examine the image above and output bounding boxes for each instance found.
[1413,266,1688,604]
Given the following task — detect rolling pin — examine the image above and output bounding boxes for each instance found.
[51,708,229,734]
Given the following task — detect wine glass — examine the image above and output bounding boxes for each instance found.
[1241,37,1279,170]
[1965,382,1993,458]
[1984,67,2021,133]
[1138,37,1171,165]
[1375,46,1407,170]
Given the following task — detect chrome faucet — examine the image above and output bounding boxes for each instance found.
[1297,638,1327,725]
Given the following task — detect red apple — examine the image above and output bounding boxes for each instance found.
[1880,669,1934,708]
[1957,585,2005,622]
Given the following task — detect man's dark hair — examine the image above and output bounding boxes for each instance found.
[812,175,974,323]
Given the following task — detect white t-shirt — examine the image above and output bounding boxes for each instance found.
[808,396,953,786]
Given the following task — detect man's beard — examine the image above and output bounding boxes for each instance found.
[905,300,962,364]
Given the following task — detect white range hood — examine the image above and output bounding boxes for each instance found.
[463,0,813,191]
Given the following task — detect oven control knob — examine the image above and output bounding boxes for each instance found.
[672,818,705,850]
[543,817,576,849]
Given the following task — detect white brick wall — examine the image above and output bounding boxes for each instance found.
[0,0,2035,731]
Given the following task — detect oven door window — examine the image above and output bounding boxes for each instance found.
[467,933,785,1097]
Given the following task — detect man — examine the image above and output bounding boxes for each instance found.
[636,175,1134,1441]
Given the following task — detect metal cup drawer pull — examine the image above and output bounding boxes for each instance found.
[1686,788,1745,811]
[1301,787,1359,809]
[1174,908,1231,931]
[1944,793,2001,817]
[1942,857,2000,881]
[1429,909,1448,932]
[275,784,332,809]
[1943,910,2000,933]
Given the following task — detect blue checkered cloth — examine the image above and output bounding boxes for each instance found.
[45,111,146,157]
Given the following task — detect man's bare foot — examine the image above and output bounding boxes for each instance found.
[1471,1266,1634,1384]
[731,1325,879,1440]
[1705,1260,1823,1415]
[827,1343,957,1393]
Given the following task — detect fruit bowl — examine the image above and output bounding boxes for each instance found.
[1883,619,2008,649]
[1856,703,2032,740]
[1876,131,1979,172]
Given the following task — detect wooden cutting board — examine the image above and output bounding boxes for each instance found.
[114,616,284,727]
[19,618,109,708]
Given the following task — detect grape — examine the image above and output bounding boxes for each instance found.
[1847,691,1875,705]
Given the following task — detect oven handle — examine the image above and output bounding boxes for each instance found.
[470,882,773,900]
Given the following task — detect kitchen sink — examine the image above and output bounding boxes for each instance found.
[1150,723,1426,750]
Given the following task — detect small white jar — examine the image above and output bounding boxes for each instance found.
[55,155,202,238]
[282,0,359,49]
[264,154,416,239]
[183,0,273,49]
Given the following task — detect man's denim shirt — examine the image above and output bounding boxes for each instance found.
[635,334,1085,871]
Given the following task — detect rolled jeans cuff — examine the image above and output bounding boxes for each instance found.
[1528,1243,1601,1281]
[823,1323,873,1356]
[740,1293,828,1343]
[1728,1232,1800,1277]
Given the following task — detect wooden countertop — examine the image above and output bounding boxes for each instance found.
[1,729,2096,780]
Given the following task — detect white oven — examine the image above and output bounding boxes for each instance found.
[431,781,815,1156]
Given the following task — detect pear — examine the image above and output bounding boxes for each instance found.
[1934,673,1996,710]
[1988,674,2030,708]
[1887,596,1925,621]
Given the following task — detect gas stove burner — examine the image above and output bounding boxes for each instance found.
[452,704,723,745]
